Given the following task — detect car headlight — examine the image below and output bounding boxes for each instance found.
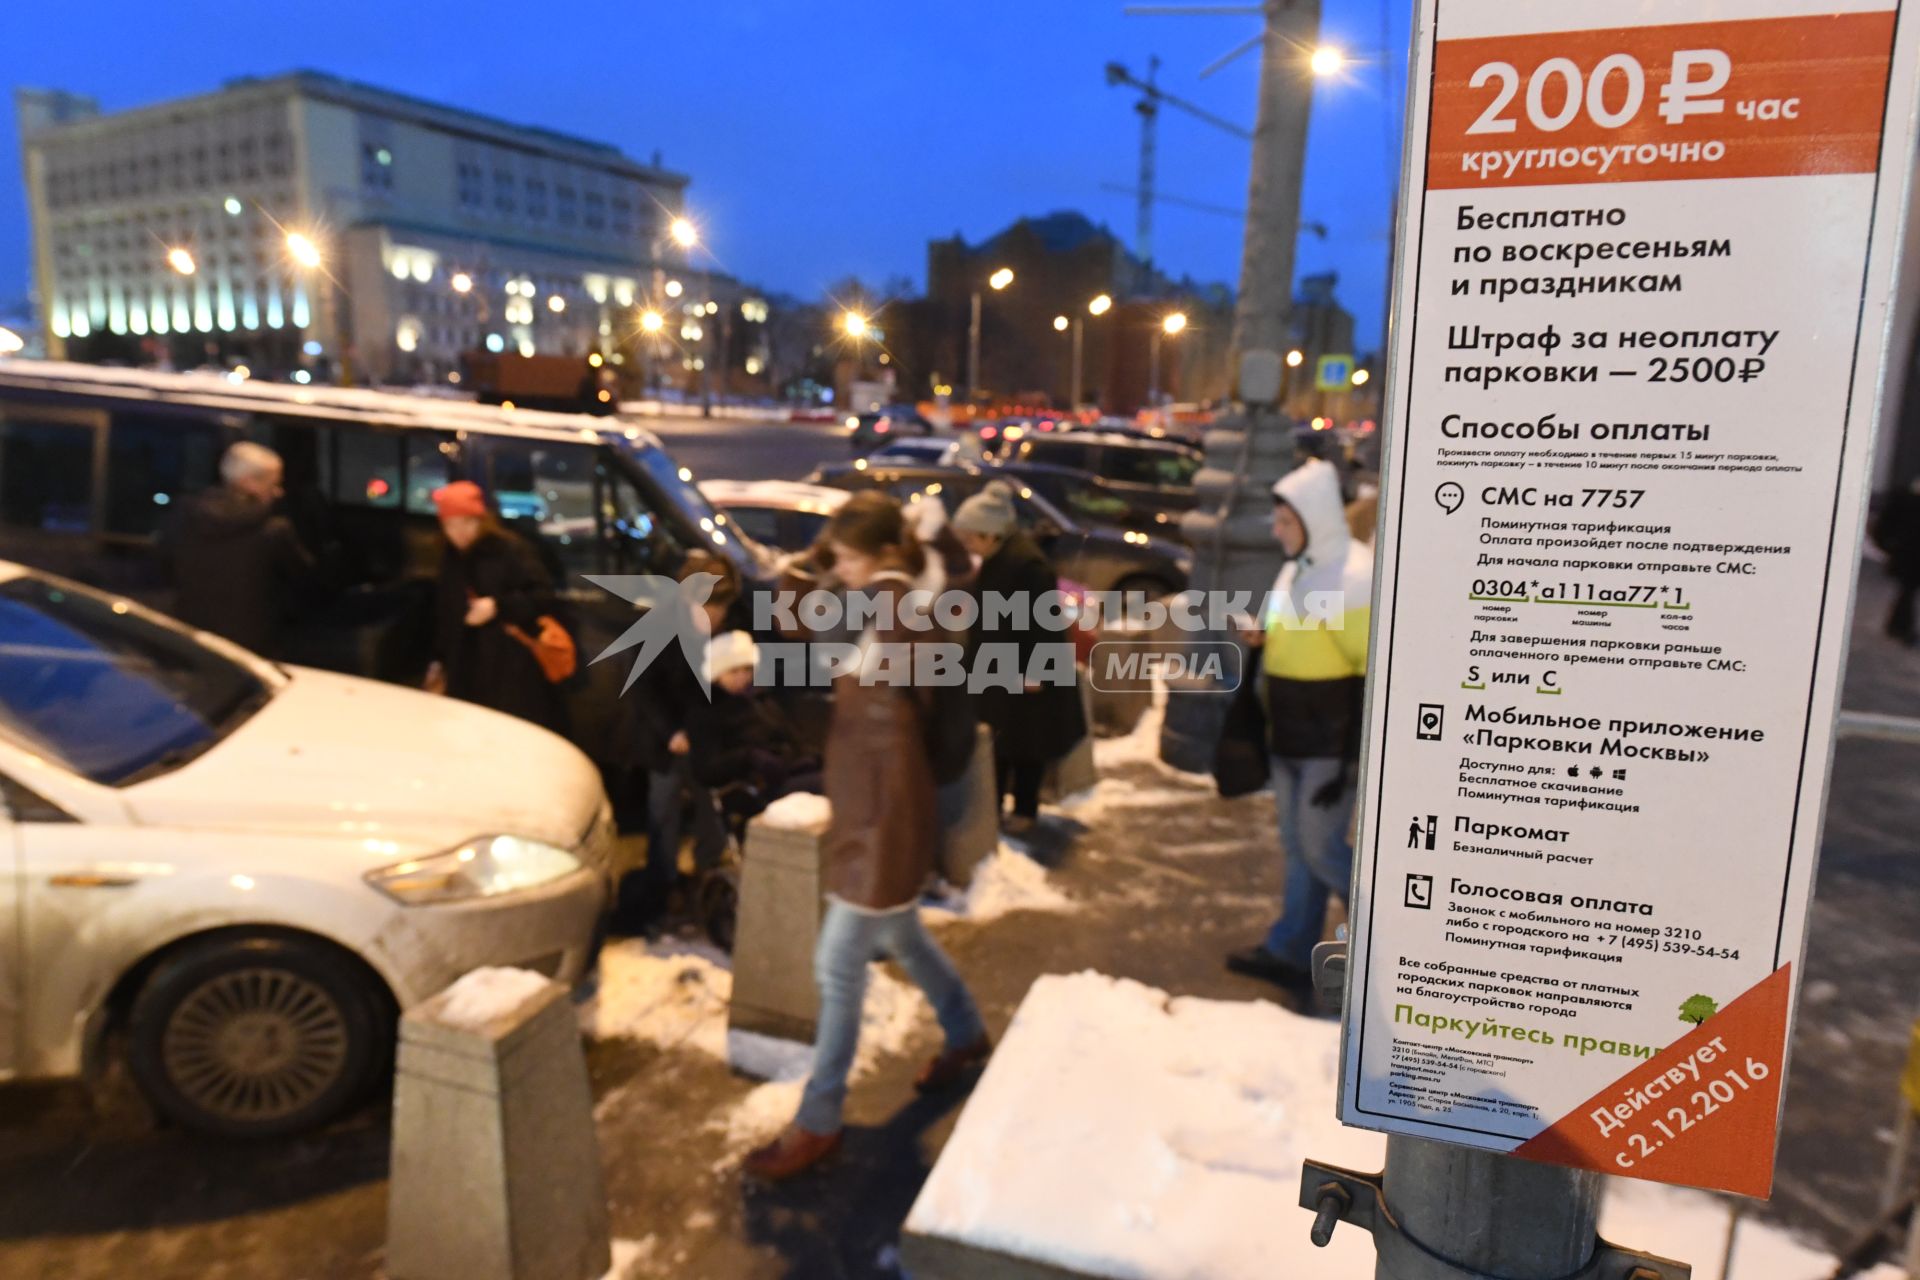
[366,835,581,905]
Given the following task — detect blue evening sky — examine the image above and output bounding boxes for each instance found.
[2,0,1411,352]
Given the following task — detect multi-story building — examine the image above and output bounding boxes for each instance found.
[16,72,692,383]
[924,211,1234,412]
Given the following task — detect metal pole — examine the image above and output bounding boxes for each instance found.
[968,289,982,405]
[1071,316,1085,411]
[1148,327,1162,412]
[1159,0,1323,771]
[700,264,713,418]
[1377,1137,1601,1280]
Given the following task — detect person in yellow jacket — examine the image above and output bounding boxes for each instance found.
[1227,458,1372,996]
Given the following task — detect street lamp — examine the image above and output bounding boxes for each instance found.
[639,309,664,334]
[450,272,473,294]
[166,247,197,276]
[1351,367,1370,387]
[1148,310,1189,418]
[1063,294,1117,412]
[670,217,698,249]
[1088,293,1113,317]
[967,266,1016,405]
[285,231,322,270]
[1310,46,1346,78]
[1286,348,1305,367]
[842,310,870,339]
[1053,315,1069,332]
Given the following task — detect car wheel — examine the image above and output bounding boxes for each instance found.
[127,935,390,1138]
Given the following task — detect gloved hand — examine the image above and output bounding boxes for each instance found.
[1309,765,1351,809]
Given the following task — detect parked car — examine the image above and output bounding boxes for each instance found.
[0,359,772,796]
[988,460,1188,542]
[867,435,983,468]
[995,431,1202,522]
[698,479,850,552]
[701,479,1101,664]
[0,561,612,1137]
[846,406,936,454]
[806,462,1190,598]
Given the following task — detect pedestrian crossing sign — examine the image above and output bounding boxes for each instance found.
[1314,353,1354,391]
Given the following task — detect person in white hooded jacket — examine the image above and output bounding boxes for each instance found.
[1226,458,1373,996]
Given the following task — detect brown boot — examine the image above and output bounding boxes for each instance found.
[915,1035,993,1094]
[743,1123,842,1181]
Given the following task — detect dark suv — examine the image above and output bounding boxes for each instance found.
[807,462,1190,597]
[996,432,1201,520]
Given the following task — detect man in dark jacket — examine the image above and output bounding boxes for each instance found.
[951,481,1086,836]
[167,442,315,656]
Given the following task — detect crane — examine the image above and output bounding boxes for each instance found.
[1105,57,1253,290]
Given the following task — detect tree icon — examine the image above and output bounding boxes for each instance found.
[1679,994,1719,1026]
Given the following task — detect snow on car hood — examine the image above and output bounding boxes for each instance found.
[121,667,605,853]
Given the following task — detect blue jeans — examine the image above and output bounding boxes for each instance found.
[796,899,985,1134]
[1262,756,1356,968]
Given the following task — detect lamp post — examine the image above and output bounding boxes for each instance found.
[967,266,1014,408]
[671,216,714,417]
[286,230,350,384]
[1081,292,1113,412]
[1147,310,1188,422]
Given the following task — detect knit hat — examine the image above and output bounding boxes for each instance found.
[704,630,759,683]
[430,480,488,520]
[952,480,1018,537]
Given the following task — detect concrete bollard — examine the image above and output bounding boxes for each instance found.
[1043,669,1099,803]
[940,724,999,888]
[727,797,833,1058]
[387,968,610,1280]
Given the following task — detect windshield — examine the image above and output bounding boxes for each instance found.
[619,439,773,575]
[0,577,271,786]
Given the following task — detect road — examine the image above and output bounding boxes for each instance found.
[634,411,850,485]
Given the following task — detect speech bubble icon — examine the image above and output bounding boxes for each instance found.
[1435,482,1465,515]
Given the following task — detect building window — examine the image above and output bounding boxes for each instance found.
[457,161,484,208]
[493,169,515,214]
[611,196,632,237]
[526,178,548,220]
[556,184,577,227]
[362,142,394,192]
[584,191,605,231]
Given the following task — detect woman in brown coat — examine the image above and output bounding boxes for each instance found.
[745,493,990,1181]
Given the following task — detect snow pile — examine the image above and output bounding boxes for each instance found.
[1091,682,1167,770]
[713,967,930,1153]
[433,966,554,1031]
[924,844,1075,924]
[583,937,939,1157]
[601,1237,656,1280]
[907,971,1381,1277]
[581,940,732,1058]
[906,971,1883,1280]
[726,1027,815,1082]
[758,791,832,832]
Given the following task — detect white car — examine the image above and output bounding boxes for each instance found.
[0,563,611,1137]
[699,478,852,552]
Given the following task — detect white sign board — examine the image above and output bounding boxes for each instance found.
[1343,0,1920,1196]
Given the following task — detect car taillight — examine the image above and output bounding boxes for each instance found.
[876,422,891,433]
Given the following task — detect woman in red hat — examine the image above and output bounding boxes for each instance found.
[424,480,568,734]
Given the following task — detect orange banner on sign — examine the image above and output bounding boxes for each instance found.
[1429,13,1896,189]
[1513,964,1792,1197]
